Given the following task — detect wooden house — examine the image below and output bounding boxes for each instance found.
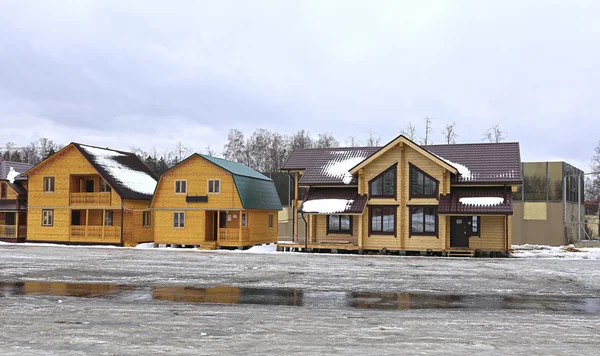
[24,143,157,246]
[280,135,522,257]
[0,159,32,242]
[151,154,282,249]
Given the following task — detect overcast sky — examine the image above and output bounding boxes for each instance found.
[1,0,598,169]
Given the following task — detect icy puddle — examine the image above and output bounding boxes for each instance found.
[2,281,599,313]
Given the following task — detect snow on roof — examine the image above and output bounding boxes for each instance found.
[459,197,505,206]
[322,151,369,185]
[301,199,355,214]
[432,153,472,180]
[80,145,157,196]
[6,167,19,184]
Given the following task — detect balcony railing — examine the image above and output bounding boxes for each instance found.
[69,226,121,241]
[218,227,250,243]
[0,225,26,238]
[70,192,111,206]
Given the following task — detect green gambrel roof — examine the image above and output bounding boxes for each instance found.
[199,154,271,181]
[199,154,282,211]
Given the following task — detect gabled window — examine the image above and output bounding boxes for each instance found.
[100,179,111,192]
[175,180,187,194]
[143,211,151,227]
[369,164,397,198]
[409,164,438,199]
[105,211,113,226]
[410,206,437,236]
[1,183,6,199]
[369,206,396,236]
[42,209,54,226]
[208,179,221,194]
[327,215,352,235]
[173,212,185,228]
[44,177,55,193]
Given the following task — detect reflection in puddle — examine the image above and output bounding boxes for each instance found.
[1,281,599,314]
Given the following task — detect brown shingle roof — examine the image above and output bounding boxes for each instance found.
[300,188,367,214]
[424,142,522,184]
[438,188,513,215]
[281,147,380,185]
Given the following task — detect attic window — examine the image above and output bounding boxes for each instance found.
[175,180,187,194]
[369,164,397,198]
[44,177,55,193]
[208,179,221,194]
[101,179,111,192]
[410,164,438,199]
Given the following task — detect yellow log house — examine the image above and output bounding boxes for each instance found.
[0,159,31,242]
[24,143,157,246]
[280,135,522,257]
[151,154,282,249]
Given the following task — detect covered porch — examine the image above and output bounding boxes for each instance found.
[0,200,27,242]
[204,210,250,248]
[69,208,122,244]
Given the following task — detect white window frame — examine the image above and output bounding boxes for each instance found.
[44,177,55,193]
[174,180,187,194]
[208,179,221,194]
[143,211,151,228]
[173,212,185,228]
[42,209,54,226]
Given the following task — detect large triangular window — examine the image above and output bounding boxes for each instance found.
[369,164,397,198]
[410,164,439,198]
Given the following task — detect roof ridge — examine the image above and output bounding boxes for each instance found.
[424,142,520,147]
[73,142,136,156]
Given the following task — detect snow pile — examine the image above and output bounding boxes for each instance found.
[242,243,278,253]
[323,151,369,184]
[512,244,600,259]
[302,199,354,214]
[6,167,20,183]
[432,153,472,180]
[459,197,505,206]
[80,145,157,195]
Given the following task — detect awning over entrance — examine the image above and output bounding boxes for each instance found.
[438,188,512,215]
[299,188,367,215]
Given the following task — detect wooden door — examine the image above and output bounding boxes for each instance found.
[86,180,95,193]
[450,217,469,248]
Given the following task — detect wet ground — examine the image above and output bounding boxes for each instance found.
[1,244,600,355]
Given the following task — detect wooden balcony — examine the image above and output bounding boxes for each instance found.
[0,225,26,239]
[69,226,121,243]
[218,227,250,245]
[70,192,111,206]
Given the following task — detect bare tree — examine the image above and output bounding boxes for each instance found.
[316,133,339,148]
[205,145,216,157]
[400,122,416,141]
[365,130,380,146]
[222,129,247,164]
[442,122,458,144]
[174,141,191,163]
[419,117,434,145]
[482,124,507,143]
[288,130,314,150]
[586,140,600,201]
[345,136,361,147]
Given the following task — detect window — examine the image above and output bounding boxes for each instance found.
[44,177,55,193]
[105,211,113,226]
[208,179,221,194]
[410,165,438,199]
[42,209,54,226]
[173,212,185,228]
[471,216,480,235]
[100,179,111,192]
[143,211,151,227]
[1,183,6,199]
[241,213,247,227]
[410,206,437,236]
[175,180,187,194]
[327,215,352,234]
[369,164,397,198]
[369,206,396,235]
[268,213,274,229]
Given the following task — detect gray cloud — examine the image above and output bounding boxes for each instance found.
[0,0,598,169]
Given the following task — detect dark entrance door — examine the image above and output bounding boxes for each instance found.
[71,211,81,226]
[86,180,95,193]
[450,217,469,248]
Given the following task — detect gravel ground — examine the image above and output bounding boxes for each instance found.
[1,244,600,355]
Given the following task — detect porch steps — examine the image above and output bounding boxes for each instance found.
[446,249,475,257]
[198,242,217,250]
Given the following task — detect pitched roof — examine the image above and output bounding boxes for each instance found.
[0,199,27,211]
[300,188,367,214]
[73,143,157,200]
[281,147,380,185]
[199,154,271,181]
[7,181,27,197]
[233,175,282,211]
[424,142,522,184]
[438,188,513,215]
[0,161,32,181]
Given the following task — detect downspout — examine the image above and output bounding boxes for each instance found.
[504,185,509,256]
[287,171,295,242]
[120,200,124,246]
[301,212,308,250]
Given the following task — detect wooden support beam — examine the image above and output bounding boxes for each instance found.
[294,172,299,239]
[357,214,363,249]
[15,213,19,239]
[216,210,221,244]
[239,211,243,245]
[399,143,405,250]
[102,209,105,240]
[85,209,89,240]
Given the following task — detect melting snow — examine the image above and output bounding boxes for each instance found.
[459,197,505,206]
[512,244,600,259]
[6,167,20,183]
[323,151,368,185]
[302,199,354,214]
[80,145,157,195]
[432,154,472,180]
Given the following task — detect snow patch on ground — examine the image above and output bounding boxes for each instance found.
[301,199,354,214]
[240,243,278,253]
[512,244,600,259]
[80,145,157,195]
[459,197,505,206]
[6,167,20,183]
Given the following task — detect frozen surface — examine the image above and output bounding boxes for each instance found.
[459,197,505,206]
[79,144,157,195]
[301,198,354,214]
[512,244,600,260]
[1,244,600,355]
